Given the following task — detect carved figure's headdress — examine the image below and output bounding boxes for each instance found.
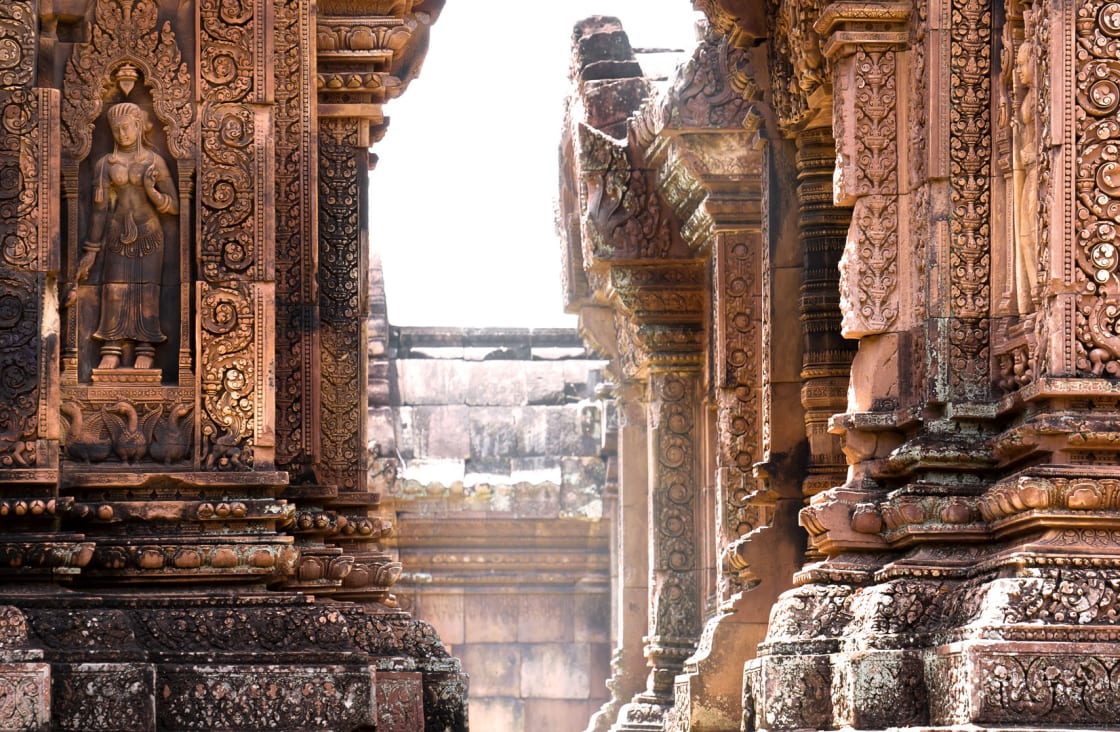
[107,102,145,128]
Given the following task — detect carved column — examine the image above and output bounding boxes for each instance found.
[795,127,855,502]
[616,347,705,731]
[312,2,397,604]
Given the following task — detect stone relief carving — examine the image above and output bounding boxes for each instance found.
[0,88,49,469]
[1010,17,1042,316]
[949,0,992,396]
[197,0,268,468]
[274,0,318,476]
[73,103,178,371]
[1075,0,1120,376]
[318,117,365,491]
[768,0,828,131]
[665,30,751,130]
[579,124,675,261]
[838,49,900,337]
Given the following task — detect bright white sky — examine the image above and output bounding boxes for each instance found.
[369,2,703,328]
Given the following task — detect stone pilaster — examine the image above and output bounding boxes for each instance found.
[616,366,704,731]
[586,381,648,732]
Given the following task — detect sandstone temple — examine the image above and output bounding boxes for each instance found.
[3,0,1120,730]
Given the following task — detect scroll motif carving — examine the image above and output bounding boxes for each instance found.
[979,654,1120,724]
[665,31,751,130]
[949,0,992,394]
[198,0,270,468]
[0,1,34,90]
[1074,0,1120,375]
[714,233,764,596]
[839,50,899,336]
[579,126,674,261]
[0,89,47,468]
[909,0,930,324]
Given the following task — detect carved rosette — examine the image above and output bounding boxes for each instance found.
[648,371,701,652]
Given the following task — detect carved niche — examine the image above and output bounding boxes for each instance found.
[58,0,196,468]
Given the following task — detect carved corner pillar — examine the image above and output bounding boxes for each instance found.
[0,1,84,584]
[312,2,395,605]
[905,0,1120,727]
[823,2,909,340]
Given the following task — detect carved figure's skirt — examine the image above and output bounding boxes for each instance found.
[93,281,165,343]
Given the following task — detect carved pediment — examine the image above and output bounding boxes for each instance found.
[62,0,194,163]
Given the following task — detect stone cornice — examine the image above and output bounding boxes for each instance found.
[815,1,911,58]
[314,0,444,129]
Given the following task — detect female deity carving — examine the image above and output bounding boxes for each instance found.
[75,102,178,370]
[1012,36,1040,314]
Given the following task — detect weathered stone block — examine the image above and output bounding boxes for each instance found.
[524,698,593,730]
[756,653,832,731]
[464,594,519,644]
[517,593,575,643]
[414,591,465,647]
[468,697,524,731]
[458,644,520,696]
[832,649,927,729]
[561,456,606,517]
[465,362,529,406]
[396,360,470,406]
[53,663,155,732]
[377,671,424,732]
[156,665,375,730]
[422,672,469,732]
[574,590,610,643]
[520,643,591,699]
[468,408,519,458]
[415,405,471,459]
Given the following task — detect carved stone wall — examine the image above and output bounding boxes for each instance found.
[561,0,1120,728]
[0,0,463,728]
